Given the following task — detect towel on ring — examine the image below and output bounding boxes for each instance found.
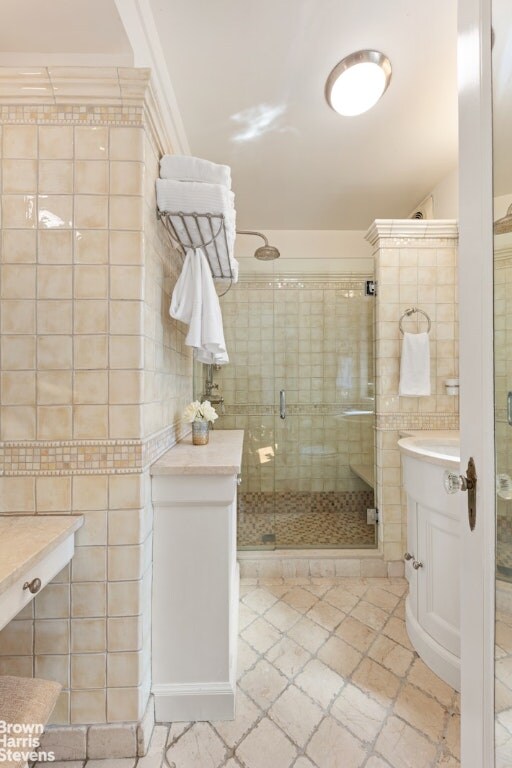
[156,178,238,282]
[159,155,232,189]
[169,247,229,365]
[399,332,431,396]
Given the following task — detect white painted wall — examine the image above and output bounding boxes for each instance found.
[431,167,459,218]
[235,229,373,277]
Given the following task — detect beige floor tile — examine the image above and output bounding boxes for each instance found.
[304,582,332,597]
[364,757,393,767]
[368,635,415,677]
[495,679,512,713]
[306,716,366,768]
[264,600,302,632]
[85,761,135,768]
[268,684,323,748]
[495,720,512,768]
[266,636,311,678]
[335,615,377,652]
[337,578,369,598]
[239,659,288,709]
[381,617,414,650]
[496,656,512,690]
[237,638,259,679]
[293,758,317,768]
[238,603,258,631]
[375,716,437,768]
[393,683,445,741]
[241,617,281,654]
[167,722,191,745]
[368,579,408,597]
[295,659,344,708]
[287,616,330,654]
[364,586,401,613]
[211,689,261,749]
[444,712,460,760]
[222,759,243,768]
[235,717,297,768]
[281,586,318,613]
[265,584,292,598]
[393,600,406,620]
[331,683,387,743]
[165,723,227,768]
[306,600,345,632]
[436,755,460,767]
[136,726,168,768]
[406,659,455,708]
[242,587,279,615]
[351,658,401,707]
[317,635,362,677]
[323,585,360,612]
[35,763,84,768]
[350,600,389,631]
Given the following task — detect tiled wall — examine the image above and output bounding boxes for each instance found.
[0,68,192,752]
[366,220,459,565]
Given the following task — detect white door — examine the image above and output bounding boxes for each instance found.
[458,0,496,765]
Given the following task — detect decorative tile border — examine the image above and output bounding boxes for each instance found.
[0,422,185,476]
[376,413,459,431]
[224,402,375,417]
[0,104,144,126]
[233,275,371,292]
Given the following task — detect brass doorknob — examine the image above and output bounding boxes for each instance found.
[23,577,42,594]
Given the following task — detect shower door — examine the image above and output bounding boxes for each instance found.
[195,273,377,550]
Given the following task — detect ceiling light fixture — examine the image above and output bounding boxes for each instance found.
[325,50,392,116]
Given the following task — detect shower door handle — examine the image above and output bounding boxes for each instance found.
[279,390,286,419]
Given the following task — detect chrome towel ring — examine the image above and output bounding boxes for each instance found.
[399,307,432,334]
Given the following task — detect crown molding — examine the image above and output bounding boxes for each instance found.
[365,219,459,246]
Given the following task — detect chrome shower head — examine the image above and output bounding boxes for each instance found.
[236,229,280,260]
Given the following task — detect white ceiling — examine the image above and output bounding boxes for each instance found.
[149,0,458,230]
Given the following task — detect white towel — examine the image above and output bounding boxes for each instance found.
[170,248,229,365]
[156,178,238,283]
[160,155,231,189]
[399,332,431,396]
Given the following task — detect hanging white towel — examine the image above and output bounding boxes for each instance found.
[160,155,231,189]
[156,178,238,282]
[169,248,229,365]
[399,332,431,396]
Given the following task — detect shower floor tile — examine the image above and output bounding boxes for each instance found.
[131,577,459,768]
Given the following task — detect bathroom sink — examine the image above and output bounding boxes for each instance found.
[397,433,460,468]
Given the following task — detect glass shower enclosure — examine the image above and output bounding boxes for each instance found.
[194,273,377,550]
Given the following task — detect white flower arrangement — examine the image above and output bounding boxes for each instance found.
[183,400,219,424]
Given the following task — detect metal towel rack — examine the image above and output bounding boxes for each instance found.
[157,210,234,296]
[399,307,432,334]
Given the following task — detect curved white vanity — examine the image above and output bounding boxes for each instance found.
[398,432,461,691]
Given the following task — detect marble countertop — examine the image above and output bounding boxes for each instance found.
[0,515,83,597]
[151,429,244,476]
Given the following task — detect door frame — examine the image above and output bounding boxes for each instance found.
[458,0,495,764]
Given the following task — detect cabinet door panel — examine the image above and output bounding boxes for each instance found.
[417,504,460,656]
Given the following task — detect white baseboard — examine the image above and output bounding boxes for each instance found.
[153,681,236,722]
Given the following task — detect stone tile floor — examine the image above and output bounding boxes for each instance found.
[55,577,460,768]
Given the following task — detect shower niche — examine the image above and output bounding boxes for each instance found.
[194,274,377,551]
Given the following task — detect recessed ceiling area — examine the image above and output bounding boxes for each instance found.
[0,0,133,65]
[149,0,458,230]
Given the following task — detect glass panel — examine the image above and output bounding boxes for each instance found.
[494,0,512,760]
[273,275,376,549]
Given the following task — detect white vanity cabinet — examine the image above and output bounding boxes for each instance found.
[399,435,461,691]
[150,430,244,722]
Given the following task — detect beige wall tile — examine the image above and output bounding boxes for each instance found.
[37,405,72,439]
[109,371,143,404]
[38,195,73,229]
[2,194,37,228]
[37,300,73,335]
[35,619,70,654]
[110,161,143,196]
[1,371,35,404]
[74,299,108,334]
[71,618,106,653]
[109,301,143,336]
[71,582,107,618]
[110,196,143,230]
[74,370,108,404]
[0,476,35,512]
[107,651,143,687]
[35,583,70,619]
[74,265,108,299]
[70,689,106,724]
[71,653,107,689]
[1,230,37,262]
[39,126,73,159]
[75,126,109,160]
[75,195,108,229]
[3,125,37,158]
[1,299,36,334]
[34,654,70,688]
[110,231,143,265]
[109,474,143,510]
[110,127,143,161]
[73,404,108,439]
[2,158,37,193]
[109,405,141,438]
[110,266,143,300]
[38,230,73,264]
[39,160,74,194]
[37,370,73,405]
[36,476,71,512]
[107,687,144,722]
[107,580,142,617]
[1,264,36,298]
[75,510,107,548]
[72,545,107,583]
[108,545,143,581]
[107,617,142,652]
[37,335,72,369]
[109,336,143,369]
[74,335,108,369]
[37,265,73,299]
[74,230,108,264]
[74,161,109,195]
[1,405,36,439]
[0,619,33,655]
[72,475,108,512]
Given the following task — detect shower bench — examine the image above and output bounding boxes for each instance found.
[150,429,244,722]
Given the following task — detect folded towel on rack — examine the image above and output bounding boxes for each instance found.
[156,178,238,282]
[169,247,229,365]
[160,155,231,189]
[399,332,431,397]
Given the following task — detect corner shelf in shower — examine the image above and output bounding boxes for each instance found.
[349,463,375,489]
